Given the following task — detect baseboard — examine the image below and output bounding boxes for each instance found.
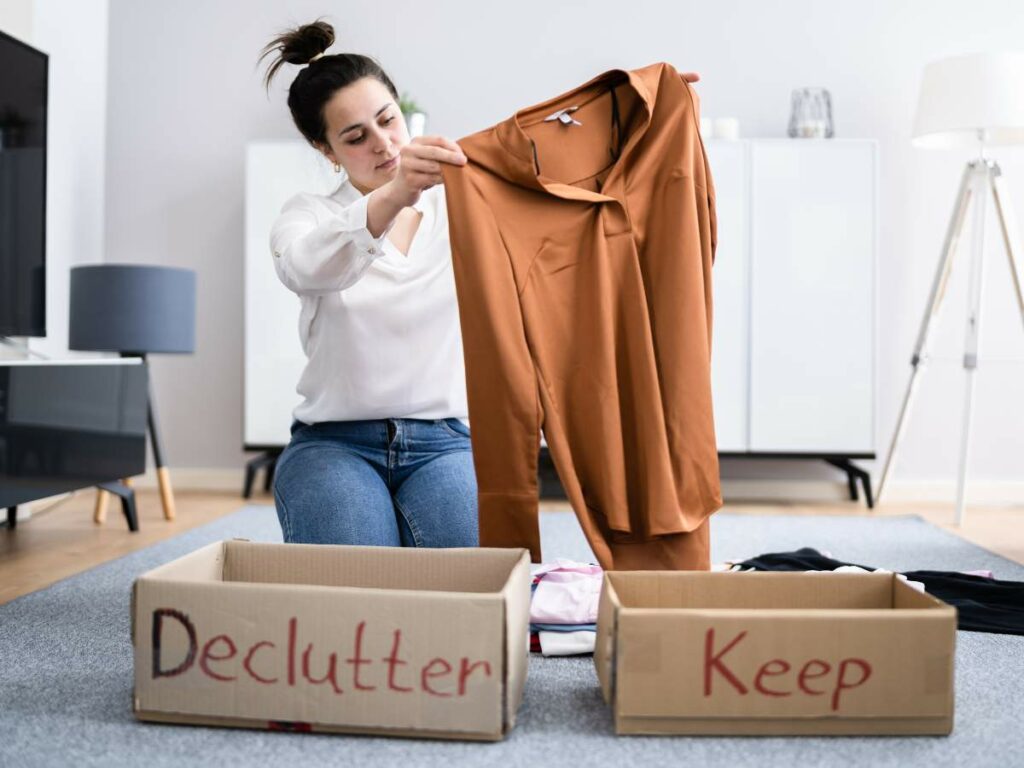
[3,493,76,523]
[880,480,1024,505]
[123,468,1024,507]
[722,478,1023,505]
[130,468,246,494]
[134,471,860,501]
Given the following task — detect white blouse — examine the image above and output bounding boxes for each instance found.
[269,178,468,425]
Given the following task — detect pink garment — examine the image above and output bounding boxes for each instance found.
[963,569,994,579]
[538,630,596,657]
[530,560,603,625]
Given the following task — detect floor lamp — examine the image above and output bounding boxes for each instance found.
[69,264,197,523]
[877,52,1024,523]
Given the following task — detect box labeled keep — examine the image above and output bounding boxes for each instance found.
[595,571,956,736]
[132,540,531,740]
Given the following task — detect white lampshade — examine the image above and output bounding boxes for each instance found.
[912,51,1024,149]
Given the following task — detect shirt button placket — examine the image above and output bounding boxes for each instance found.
[602,201,632,237]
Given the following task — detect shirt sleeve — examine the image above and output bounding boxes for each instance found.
[269,192,395,296]
[441,164,545,562]
[677,70,717,261]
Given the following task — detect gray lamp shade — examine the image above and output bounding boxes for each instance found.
[69,264,196,354]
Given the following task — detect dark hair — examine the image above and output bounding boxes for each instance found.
[259,19,399,147]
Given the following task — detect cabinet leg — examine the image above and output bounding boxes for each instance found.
[96,477,134,524]
[825,458,874,510]
[243,463,256,500]
[861,471,875,510]
[243,451,281,499]
[264,456,276,492]
[97,481,139,532]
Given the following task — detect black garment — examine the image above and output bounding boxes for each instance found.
[733,547,1024,636]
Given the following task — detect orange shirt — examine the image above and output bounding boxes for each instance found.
[441,62,721,570]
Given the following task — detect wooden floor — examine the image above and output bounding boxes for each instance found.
[1,489,1021,606]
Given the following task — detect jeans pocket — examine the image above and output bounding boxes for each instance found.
[440,418,471,439]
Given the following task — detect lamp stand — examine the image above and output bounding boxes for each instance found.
[138,352,177,521]
[96,354,177,524]
[877,157,1024,523]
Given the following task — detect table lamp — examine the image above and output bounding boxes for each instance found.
[877,52,1024,524]
[69,264,196,521]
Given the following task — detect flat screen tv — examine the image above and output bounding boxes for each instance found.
[0,29,47,338]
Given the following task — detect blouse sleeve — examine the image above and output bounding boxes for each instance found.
[269,192,394,296]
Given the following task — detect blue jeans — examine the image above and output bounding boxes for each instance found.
[273,418,479,548]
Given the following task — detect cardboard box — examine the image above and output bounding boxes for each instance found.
[595,571,956,736]
[132,540,531,741]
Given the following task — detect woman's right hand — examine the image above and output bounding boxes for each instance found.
[385,136,467,207]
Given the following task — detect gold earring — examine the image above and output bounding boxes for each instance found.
[333,162,341,173]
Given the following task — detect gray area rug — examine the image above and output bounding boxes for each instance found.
[1,507,1022,768]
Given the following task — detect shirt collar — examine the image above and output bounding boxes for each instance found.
[488,66,654,202]
[330,174,359,202]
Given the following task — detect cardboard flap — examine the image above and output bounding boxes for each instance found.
[221,541,523,593]
[499,550,533,731]
[594,573,620,704]
[607,570,907,609]
[892,576,951,609]
[136,541,226,583]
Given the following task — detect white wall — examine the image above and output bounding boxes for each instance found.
[0,0,109,360]
[104,0,1024,497]
[0,2,32,43]
[29,0,110,360]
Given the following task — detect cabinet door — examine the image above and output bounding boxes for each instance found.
[244,141,336,447]
[705,140,749,452]
[749,141,875,454]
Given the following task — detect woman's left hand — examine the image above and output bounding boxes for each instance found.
[680,71,700,83]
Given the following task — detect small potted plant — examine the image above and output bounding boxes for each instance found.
[400,92,427,138]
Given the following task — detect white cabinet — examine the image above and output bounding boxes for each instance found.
[243,140,877,464]
[706,141,749,452]
[707,139,876,457]
[244,142,337,449]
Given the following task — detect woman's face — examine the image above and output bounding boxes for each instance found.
[318,76,409,195]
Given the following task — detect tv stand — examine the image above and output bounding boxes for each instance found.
[1,359,148,531]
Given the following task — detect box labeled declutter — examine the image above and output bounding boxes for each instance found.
[132,540,531,740]
[595,571,957,736]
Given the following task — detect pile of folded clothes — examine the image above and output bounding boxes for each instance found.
[528,560,602,656]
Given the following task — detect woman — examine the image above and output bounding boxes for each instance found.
[260,20,701,551]
[260,20,474,548]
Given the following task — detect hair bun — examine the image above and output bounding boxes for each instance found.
[259,19,335,88]
[281,20,334,64]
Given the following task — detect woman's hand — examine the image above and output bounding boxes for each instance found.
[680,71,700,83]
[385,136,467,208]
[367,136,466,236]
